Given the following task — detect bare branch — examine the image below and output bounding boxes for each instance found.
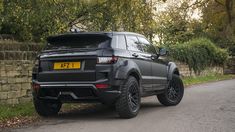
[214,0,225,6]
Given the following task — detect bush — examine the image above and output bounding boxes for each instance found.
[168,38,228,75]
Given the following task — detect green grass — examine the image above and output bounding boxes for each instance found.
[0,74,234,122]
[183,74,235,86]
[0,102,36,121]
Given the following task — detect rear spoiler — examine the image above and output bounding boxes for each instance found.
[47,33,112,43]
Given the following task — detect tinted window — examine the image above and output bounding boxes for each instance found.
[126,35,142,52]
[46,34,111,49]
[138,37,157,54]
[111,35,127,49]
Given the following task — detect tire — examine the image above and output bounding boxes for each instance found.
[157,74,184,106]
[115,76,140,119]
[33,98,62,117]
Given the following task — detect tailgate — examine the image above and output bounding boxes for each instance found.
[38,53,98,82]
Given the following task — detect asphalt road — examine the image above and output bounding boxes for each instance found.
[12,79,235,132]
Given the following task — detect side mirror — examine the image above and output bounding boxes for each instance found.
[159,48,167,56]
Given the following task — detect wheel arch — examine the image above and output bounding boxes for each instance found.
[114,60,142,81]
[168,62,180,80]
[114,60,142,93]
[127,69,141,85]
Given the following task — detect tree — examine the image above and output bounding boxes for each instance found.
[77,0,156,41]
[0,0,157,42]
[0,0,85,42]
[0,0,3,31]
[202,0,235,49]
[155,1,196,45]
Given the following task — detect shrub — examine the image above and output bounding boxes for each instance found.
[168,38,229,75]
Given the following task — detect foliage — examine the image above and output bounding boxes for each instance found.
[155,0,234,55]
[168,38,229,74]
[0,0,84,42]
[64,0,157,42]
[0,0,157,42]
[155,1,207,45]
[201,0,235,52]
[0,0,234,59]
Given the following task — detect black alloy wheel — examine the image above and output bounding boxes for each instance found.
[116,76,140,118]
[157,74,184,106]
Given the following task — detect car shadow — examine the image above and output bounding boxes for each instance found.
[46,100,166,122]
[11,98,168,132]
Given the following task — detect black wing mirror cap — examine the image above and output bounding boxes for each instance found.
[159,48,168,56]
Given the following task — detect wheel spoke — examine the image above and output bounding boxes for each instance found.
[167,81,180,102]
[128,85,139,111]
[131,96,137,106]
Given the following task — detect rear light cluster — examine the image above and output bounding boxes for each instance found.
[97,56,118,64]
[32,83,40,92]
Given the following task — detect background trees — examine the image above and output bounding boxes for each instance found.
[0,0,156,42]
[0,0,234,54]
[154,0,234,54]
[0,0,83,42]
[0,0,232,74]
[202,0,235,52]
[153,0,233,74]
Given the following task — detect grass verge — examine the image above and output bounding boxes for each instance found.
[0,102,94,128]
[0,102,35,121]
[183,74,235,86]
[0,102,38,128]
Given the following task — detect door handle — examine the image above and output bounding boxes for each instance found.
[132,53,139,57]
[151,54,159,60]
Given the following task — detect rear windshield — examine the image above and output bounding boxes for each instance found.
[46,34,111,50]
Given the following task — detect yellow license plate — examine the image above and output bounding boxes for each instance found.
[53,62,81,70]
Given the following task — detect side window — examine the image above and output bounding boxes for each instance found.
[126,35,142,52]
[138,37,157,54]
[111,35,127,49]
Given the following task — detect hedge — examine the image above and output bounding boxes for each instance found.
[168,38,229,75]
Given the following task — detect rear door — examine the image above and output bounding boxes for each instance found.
[126,35,152,91]
[138,37,168,90]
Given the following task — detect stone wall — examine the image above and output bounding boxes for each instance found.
[224,57,235,74]
[0,60,34,104]
[0,41,43,104]
[0,41,224,104]
[176,62,224,77]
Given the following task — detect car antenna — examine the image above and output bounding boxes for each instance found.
[69,25,85,33]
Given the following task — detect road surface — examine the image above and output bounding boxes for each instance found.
[11,79,235,132]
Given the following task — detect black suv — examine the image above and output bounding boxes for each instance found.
[32,32,184,118]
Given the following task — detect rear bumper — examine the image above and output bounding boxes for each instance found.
[32,80,123,104]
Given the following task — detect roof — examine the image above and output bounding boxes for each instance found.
[47,31,145,41]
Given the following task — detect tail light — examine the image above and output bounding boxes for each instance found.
[97,56,118,64]
[32,83,40,92]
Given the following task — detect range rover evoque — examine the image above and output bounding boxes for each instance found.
[32,32,184,118]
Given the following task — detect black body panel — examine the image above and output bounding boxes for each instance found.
[32,32,179,104]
